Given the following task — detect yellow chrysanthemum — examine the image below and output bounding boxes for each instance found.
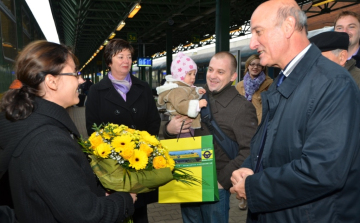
[113,127,122,135]
[88,132,103,149]
[120,146,134,160]
[94,143,112,158]
[107,123,119,129]
[111,135,135,153]
[129,150,148,170]
[139,143,153,157]
[118,125,128,131]
[153,156,167,169]
[166,157,175,171]
[140,131,159,146]
[102,132,111,140]
[126,128,135,134]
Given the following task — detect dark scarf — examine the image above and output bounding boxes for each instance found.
[243,71,266,101]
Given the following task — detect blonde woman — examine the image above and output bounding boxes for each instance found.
[236,54,273,125]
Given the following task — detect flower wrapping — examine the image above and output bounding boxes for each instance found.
[79,123,201,193]
[90,155,173,193]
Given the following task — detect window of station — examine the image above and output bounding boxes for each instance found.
[151,71,158,88]
[34,28,41,40]
[1,0,15,16]
[197,66,206,81]
[0,9,17,61]
[22,7,31,47]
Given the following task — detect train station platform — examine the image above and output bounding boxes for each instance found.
[67,106,247,223]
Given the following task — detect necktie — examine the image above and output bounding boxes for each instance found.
[277,71,286,87]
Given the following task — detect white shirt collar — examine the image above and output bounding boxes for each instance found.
[282,44,312,77]
[348,46,360,60]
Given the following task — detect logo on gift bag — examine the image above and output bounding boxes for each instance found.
[202,149,213,160]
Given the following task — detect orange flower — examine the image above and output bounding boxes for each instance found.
[153,156,167,169]
[139,143,153,157]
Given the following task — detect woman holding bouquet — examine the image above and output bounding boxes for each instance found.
[0,40,136,223]
[85,39,161,223]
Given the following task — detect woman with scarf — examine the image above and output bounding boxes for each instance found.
[236,54,273,125]
[85,39,161,223]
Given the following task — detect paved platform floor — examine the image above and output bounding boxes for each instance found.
[67,106,247,223]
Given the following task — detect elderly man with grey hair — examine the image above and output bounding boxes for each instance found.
[230,0,360,222]
[309,31,360,88]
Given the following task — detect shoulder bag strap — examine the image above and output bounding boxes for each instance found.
[200,93,239,160]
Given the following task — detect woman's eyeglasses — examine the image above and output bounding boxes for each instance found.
[249,63,263,68]
[59,71,81,78]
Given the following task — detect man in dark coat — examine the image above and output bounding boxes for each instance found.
[164,51,258,223]
[309,31,360,88]
[230,0,360,222]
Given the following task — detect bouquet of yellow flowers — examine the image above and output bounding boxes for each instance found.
[79,123,200,193]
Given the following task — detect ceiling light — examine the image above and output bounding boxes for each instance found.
[108,32,116,40]
[312,0,335,7]
[128,3,141,18]
[116,20,126,31]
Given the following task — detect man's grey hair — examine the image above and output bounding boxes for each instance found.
[331,49,345,57]
[276,6,308,34]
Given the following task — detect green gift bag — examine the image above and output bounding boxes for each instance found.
[158,135,219,203]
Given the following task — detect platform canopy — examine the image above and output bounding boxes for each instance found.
[48,0,360,69]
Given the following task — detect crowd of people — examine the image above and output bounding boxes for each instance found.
[1,0,360,222]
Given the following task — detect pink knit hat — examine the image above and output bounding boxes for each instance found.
[171,52,197,81]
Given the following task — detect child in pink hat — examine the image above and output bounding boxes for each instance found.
[156,52,207,137]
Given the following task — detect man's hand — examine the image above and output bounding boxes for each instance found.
[199,99,208,108]
[230,168,254,200]
[166,115,193,135]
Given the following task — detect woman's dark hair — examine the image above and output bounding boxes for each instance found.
[0,40,78,121]
[104,38,134,68]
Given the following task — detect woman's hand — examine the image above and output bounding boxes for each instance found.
[130,193,137,203]
[166,115,193,135]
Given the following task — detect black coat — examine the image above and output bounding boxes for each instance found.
[0,97,134,223]
[85,75,160,136]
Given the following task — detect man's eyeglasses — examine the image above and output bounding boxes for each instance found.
[249,63,263,68]
[59,71,81,78]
